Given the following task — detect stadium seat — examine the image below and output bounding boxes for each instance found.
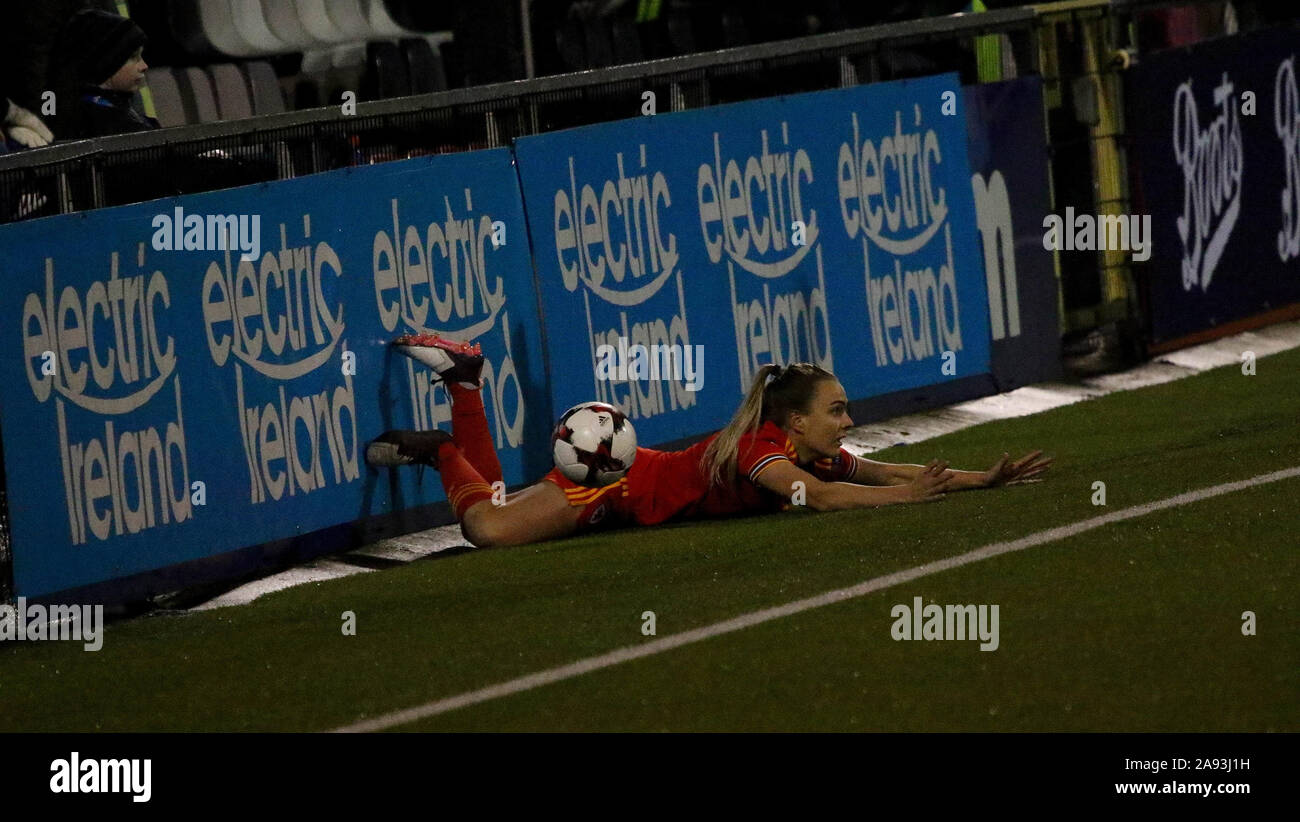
[333,43,370,69]
[365,40,411,99]
[301,49,335,75]
[260,0,318,49]
[402,38,447,94]
[196,0,257,56]
[175,0,434,59]
[297,45,366,108]
[297,0,352,44]
[144,69,188,128]
[179,67,222,122]
[229,0,288,53]
[245,62,287,115]
[325,0,372,40]
[211,64,255,121]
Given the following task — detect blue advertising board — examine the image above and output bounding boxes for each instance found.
[965,77,1062,389]
[1128,25,1300,345]
[0,148,550,599]
[514,73,991,446]
[1,73,1011,601]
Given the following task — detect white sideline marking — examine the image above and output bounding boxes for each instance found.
[350,532,467,562]
[332,465,1300,732]
[846,320,1300,453]
[191,560,372,611]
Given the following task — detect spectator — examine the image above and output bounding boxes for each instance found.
[0,0,97,119]
[43,9,276,206]
[2,68,53,149]
[2,98,55,149]
[49,8,158,140]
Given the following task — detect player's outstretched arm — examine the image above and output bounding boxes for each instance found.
[757,460,953,512]
[849,451,1052,491]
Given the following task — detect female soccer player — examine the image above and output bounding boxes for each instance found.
[367,336,1052,548]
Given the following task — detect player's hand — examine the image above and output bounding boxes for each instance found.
[902,459,953,502]
[982,450,1053,487]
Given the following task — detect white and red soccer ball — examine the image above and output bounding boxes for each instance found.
[551,402,637,487]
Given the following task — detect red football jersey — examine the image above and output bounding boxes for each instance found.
[544,420,857,529]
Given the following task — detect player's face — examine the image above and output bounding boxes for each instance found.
[791,379,853,460]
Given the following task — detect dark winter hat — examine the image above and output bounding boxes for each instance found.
[59,9,147,85]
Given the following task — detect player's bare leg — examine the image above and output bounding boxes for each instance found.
[369,333,581,548]
[459,481,581,548]
[366,431,579,548]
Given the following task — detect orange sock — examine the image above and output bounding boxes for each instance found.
[435,442,495,519]
[447,382,503,486]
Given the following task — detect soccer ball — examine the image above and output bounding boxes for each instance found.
[551,401,637,487]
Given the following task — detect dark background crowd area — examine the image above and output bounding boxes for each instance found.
[0,2,1014,123]
[0,0,1292,150]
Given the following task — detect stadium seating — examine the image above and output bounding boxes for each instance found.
[99,0,914,133]
[245,61,288,115]
[324,0,372,41]
[196,0,253,57]
[149,0,450,125]
[231,0,289,53]
[145,68,188,128]
[210,64,255,120]
[142,62,285,127]
[297,0,353,45]
[172,0,439,56]
[178,67,221,123]
[71,0,829,131]
[261,0,317,49]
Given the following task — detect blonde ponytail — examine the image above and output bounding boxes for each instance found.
[700,362,836,488]
[700,365,781,489]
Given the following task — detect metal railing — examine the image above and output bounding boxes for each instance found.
[0,1,1245,325]
[0,6,1041,215]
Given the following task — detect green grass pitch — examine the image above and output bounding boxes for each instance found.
[2,348,1296,732]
